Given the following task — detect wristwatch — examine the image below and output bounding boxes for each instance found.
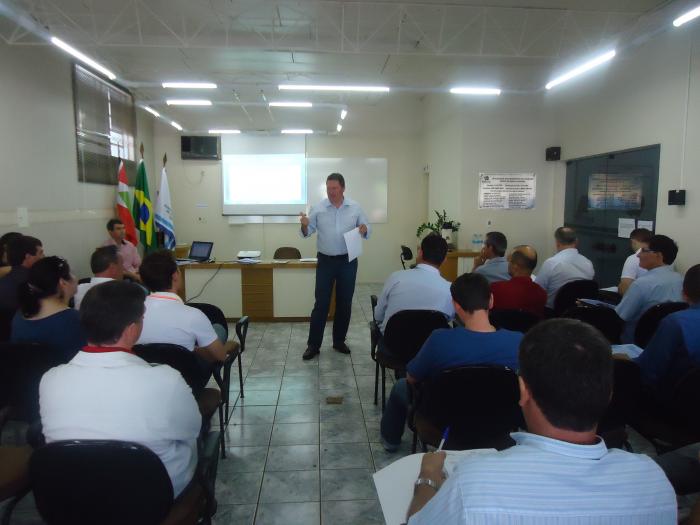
[415,477,440,491]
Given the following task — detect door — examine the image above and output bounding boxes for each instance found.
[564,145,660,288]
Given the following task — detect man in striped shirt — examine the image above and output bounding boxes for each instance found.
[407,319,677,525]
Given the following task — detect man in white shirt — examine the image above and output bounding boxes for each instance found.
[73,245,123,310]
[375,234,454,333]
[618,228,651,295]
[40,280,201,496]
[136,250,236,363]
[535,227,595,309]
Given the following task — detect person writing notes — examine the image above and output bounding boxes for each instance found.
[300,173,370,360]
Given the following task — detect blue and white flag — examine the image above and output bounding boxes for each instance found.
[155,166,176,249]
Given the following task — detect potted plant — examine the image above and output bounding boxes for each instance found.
[416,210,460,249]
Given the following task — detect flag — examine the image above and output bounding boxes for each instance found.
[132,159,156,253]
[116,160,138,246]
[155,166,176,250]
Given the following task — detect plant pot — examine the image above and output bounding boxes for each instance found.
[441,228,457,250]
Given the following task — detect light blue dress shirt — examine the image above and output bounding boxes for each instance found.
[474,256,510,284]
[615,264,683,343]
[301,197,371,256]
[534,248,595,308]
[409,431,677,525]
[374,264,454,332]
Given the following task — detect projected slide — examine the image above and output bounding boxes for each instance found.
[222,154,307,215]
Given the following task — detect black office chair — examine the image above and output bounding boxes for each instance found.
[634,302,688,348]
[273,246,302,259]
[77,277,91,285]
[489,309,540,333]
[224,316,249,422]
[561,305,623,344]
[30,436,219,525]
[186,302,228,341]
[0,308,14,343]
[598,359,641,449]
[400,245,413,270]
[552,279,599,316]
[371,309,450,410]
[408,365,521,452]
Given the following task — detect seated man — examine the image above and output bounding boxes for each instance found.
[0,235,43,311]
[74,245,123,310]
[39,281,201,496]
[491,245,547,317]
[374,233,454,334]
[379,273,522,452]
[137,250,234,363]
[535,226,594,309]
[471,231,510,284]
[634,263,700,396]
[618,228,652,295]
[615,234,683,343]
[407,318,677,524]
[103,218,141,281]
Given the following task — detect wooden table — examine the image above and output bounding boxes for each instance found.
[439,250,481,281]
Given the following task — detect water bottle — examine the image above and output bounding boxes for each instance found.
[471,233,478,250]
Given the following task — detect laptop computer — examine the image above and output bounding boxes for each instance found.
[177,241,213,263]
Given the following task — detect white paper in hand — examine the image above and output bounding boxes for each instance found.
[344,227,363,262]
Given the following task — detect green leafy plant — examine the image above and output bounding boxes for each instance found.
[416,210,461,238]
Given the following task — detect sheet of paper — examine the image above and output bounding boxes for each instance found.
[618,218,636,238]
[638,220,654,232]
[373,450,494,525]
[578,298,616,309]
[612,344,644,359]
[343,227,363,262]
[299,257,318,263]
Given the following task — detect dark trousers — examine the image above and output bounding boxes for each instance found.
[307,253,358,349]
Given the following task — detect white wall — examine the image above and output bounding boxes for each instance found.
[0,42,155,278]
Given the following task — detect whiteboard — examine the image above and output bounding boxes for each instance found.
[307,157,388,223]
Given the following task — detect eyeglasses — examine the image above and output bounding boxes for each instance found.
[640,248,658,253]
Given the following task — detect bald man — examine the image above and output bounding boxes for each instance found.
[491,245,547,317]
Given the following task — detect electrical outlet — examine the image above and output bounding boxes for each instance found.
[486,219,492,227]
[197,216,207,224]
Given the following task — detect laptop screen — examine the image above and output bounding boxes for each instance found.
[189,241,213,260]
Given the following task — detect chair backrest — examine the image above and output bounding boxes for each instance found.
[30,440,174,525]
[0,308,14,342]
[383,310,450,364]
[400,245,413,270]
[273,246,302,259]
[561,305,623,344]
[0,342,67,423]
[668,367,700,435]
[370,295,378,321]
[553,279,599,315]
[634,302,689,348]
[417,365,521,450]
[132,343,210,394]
[187,302,228,340]
[235,316,249,353]
[77,277,91,285]
[597,359,641,447]
[489,309,540,333]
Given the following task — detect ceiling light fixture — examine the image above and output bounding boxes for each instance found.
[142,106,160,118]
[166,99,212,106]
[673,5,700,27]
[340,109,348,120]
[281,129,313,134]
[208,129,241,134]
[50,36,116,80]
[449,87,501,96]
[545,50,616,90]
[279,84,390,93]
[336,124,343,132]
[170,121,183,131]
[162,82,217,89]
[269,101,313,108]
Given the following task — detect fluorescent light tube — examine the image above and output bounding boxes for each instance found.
[281,129,313,134]
[449,87,501,95]
[208,129,241,134]
[50,37,116,80]
[673,5,700,27]
[340,109,348,120]
[545,50,616,90]
[269,101,313,108]
[162,82,217,89]
[279,84,390,93]
[170,121,183,131]
[336,124,343,132]
[166,99,212,106]
[142,106,160,118]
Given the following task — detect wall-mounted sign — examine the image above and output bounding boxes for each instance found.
[588,174,642,210]
[478,173,536,210]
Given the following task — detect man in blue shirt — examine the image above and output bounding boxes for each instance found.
[635,264,700,397]
[407,319,676,524]
[471,231,510,284]
[300,173,371,360]
[379,273,522,451]
[615,234,683,343]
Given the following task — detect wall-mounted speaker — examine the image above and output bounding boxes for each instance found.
[546,147,561,161]
[668,190,686,206]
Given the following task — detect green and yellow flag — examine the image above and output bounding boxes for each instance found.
[132,159,156,253]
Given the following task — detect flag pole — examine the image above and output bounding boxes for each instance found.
[163,153,167,167]
[140,142,144,159]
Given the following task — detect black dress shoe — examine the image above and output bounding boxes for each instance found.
[332,342,351,354]
[303,346,320,360]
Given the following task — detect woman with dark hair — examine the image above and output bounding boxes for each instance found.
[11,256,85,361]
[0,231,22,278]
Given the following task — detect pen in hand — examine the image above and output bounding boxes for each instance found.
[437,426,450,452]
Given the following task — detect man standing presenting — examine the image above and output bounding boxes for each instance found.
[300,173,370,360]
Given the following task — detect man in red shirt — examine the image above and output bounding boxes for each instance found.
[491,245,547,317]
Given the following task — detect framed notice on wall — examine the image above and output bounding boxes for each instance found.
[587,174,642,210]
[478,173,536,210]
